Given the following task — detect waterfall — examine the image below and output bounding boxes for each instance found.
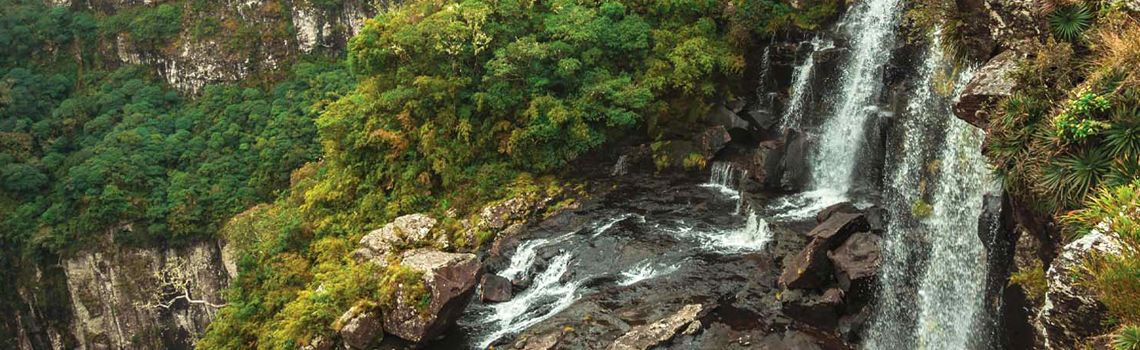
[808,0,903,193]
[703,162,748,213]
[612,155,629,177]
[864,31,998,349]
[781,37,833,133]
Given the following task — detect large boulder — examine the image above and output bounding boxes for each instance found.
[337,307,382,349]
[780,213,870,289]
[827,232,882,309]
[708,103,754,132]
[383,249,482,343]
[1035,232,1121,349]
[953,50,1021,128]
[355,214,437,261]
[816,202,859,224]
[746,140,786,188]
[609,304,706,350]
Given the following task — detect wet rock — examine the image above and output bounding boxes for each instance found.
[1035,232,1121,349]
[862,206,889,233]
[781,288,842,330]
[693,126,733,161]
[357,214,437,262]
[610,304,706,350]
[338,307,381,349]
[780,129,811,190]
[481,274,513,302]
[384,249,481,343]
[816,202,858,223]
[954,50,1021,128]
[746,140,785,188]
[780,213,870,290]
[827,232,881,308]
[755,330,824,350]
[708,103,754,132]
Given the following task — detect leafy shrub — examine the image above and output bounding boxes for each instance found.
[1066,181,1140,325]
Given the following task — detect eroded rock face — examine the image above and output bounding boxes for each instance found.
[827,232,881,296]
[954,50,1022,128]
[1035,232,1121,349]
[384,249,481,343]
[609,304,705,350]
[356,214,438,261]
[63,227,230,350]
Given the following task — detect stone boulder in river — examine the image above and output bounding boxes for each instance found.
[609,304,706,350]
[384,249,481,343]
[827,232,881,306]
[480,274,513,302]
[1035,232,1121,349]
[780,212,870,289]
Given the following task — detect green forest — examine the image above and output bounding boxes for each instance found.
[3,0,1139,348]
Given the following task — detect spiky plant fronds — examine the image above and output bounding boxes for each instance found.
[1042,146,1112,210]
[1049,4,1094,41]
[1116,325,1140,350]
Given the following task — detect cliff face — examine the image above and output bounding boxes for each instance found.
[15,226,233,350]
[57,0,383,93]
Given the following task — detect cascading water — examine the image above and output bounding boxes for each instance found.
[780,36,834,133]
[808,0,903,194]
[864,32,998,349]
[703,162,748,213]
[476,253,583,349]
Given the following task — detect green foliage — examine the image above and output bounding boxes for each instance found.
[101,3,185,47]
[1008,260,1048,302]
[1116,325,1140,350]
[1065,181,1140,327]
[1049,4,1094,41]
[911,199,934,218]
[1041,147,1112,210]
[1054,90,1112,142]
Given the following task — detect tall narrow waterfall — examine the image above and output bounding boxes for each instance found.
[864,32,998,350]
[781,37,833,133]
[808,0,903,193]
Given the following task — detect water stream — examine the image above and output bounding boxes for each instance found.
[809,0,903,193]
[863,31,998,350]
[781,36,834,133]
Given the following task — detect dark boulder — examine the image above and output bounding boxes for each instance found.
[780,213,870,290]
[781,288,843,331]
[338,307,382,350]
[480,274,512,303]
[827,232,881,310]
[816,202,858,224]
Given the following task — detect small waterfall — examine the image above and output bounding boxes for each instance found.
[591,213,643,237]
[808,0,903,193]
[865,31,997,349]
[477,253,582,349]
[497,238,549,282]
[781,37,834,133]
[611,155,629,177]
[703,162,748,213]
[706,210,774,252]
[758,45,772,90]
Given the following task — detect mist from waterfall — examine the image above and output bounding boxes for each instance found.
[808,0,903,194]
[863,31,998,350]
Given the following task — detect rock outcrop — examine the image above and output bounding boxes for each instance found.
[61,227,231,350]
[383,249,481,343]
[480,274,513,302]
[954,50,1021,128]
[780,212,870,289]
[1035,232,1121,349]
[337,307,382,349]
[609,304,705,350]
[355,213,438,262]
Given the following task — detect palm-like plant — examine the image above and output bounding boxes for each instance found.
[1049,4,1093,41]
[1106,115,1140,158]
[1042,146,1112,210]
[1116,325,1140,350]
